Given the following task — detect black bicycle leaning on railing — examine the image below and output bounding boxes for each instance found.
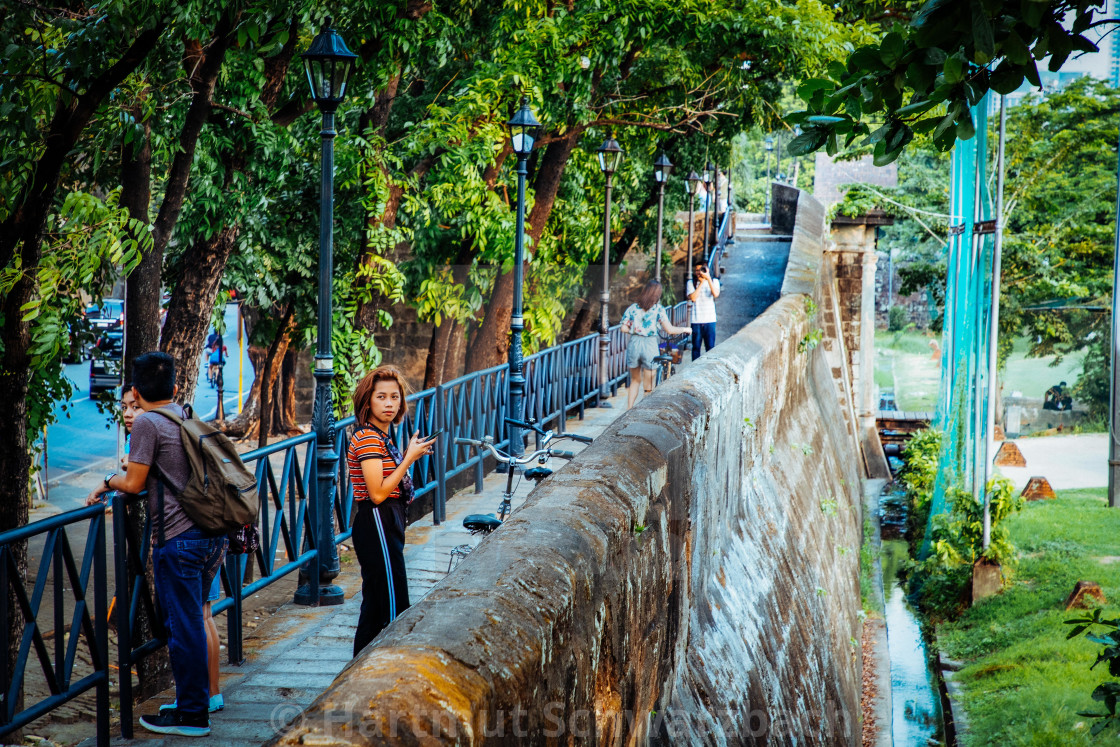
[653,332,692,386]
[447,418,592,571]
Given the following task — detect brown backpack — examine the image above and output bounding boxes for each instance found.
[152,406,260,535]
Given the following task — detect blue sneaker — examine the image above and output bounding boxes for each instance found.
[160,694,224,714]
[140,708,209,737]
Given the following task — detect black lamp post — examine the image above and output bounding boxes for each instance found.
[764,135,774,222]
[685,170,701,308]
[775,132,783,182]
[705,161,717,252]
[652,152,673,282]
[505,96,541,458]
[700,169,711,267]
[294,18,356,608]
[597,132,623,406]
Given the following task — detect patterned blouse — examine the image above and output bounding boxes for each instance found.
[621,303,669,338]
[348,427,400,502]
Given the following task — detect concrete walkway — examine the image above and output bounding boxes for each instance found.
[997,432,1109,491]
[97,391,630,746]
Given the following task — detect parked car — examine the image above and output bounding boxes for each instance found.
[86,299,125,331]
[89,329,123,394]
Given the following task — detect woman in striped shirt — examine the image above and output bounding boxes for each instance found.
[348,366,437,656]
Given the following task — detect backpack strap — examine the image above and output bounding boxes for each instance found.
[148,406,185,547]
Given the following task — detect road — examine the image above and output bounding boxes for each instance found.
[40,303,252,486]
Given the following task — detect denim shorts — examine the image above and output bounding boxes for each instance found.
[207,573,221,603]
[626,335,659,371]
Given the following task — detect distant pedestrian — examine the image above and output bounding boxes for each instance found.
[86,352,225,737]
[620,280,692,409]
[687,261,720,360]
[349,366,437,656]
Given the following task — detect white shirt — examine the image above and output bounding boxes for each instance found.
[687,277,719,324]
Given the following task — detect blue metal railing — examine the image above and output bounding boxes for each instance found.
[0,214,736,743]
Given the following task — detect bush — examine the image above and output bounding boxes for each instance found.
[898,428,1026,620]
[888,304,909,332]
[913,478,1024,620]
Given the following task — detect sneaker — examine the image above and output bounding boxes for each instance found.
[160,694,224,714]
[140,708,210,737]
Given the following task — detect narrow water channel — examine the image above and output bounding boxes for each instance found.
[879,484,946,746]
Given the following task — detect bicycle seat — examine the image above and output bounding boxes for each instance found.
[463,514,502,533]
[524,466,553,482]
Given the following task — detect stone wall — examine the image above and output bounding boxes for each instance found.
[270,190,865,746]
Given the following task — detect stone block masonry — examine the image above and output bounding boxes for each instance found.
[269,190,865,745]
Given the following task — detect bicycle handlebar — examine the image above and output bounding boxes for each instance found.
[505,417,544,435]
[551,450,576,459]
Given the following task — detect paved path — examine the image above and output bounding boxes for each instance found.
[997,433,1109,490]
[715,227,791,344]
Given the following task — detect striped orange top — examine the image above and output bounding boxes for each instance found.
[347,427,400,502]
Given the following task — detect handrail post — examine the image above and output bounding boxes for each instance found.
[94,510,109,747]
[112,492,133,737]
[435,385,446,525]
[227,554,245,665]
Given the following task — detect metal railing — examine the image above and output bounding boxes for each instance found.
[0,213,736,743]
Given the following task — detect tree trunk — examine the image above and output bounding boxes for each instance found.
[222,345,266,439]
[122,104,156,383]
[272,349,299,434]
[257,304,294,449]
[0,24,164,709]
[160,227,241,402]
[465,132,580,371]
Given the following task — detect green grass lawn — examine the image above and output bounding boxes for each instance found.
[874,331,1085,412]
[936,488,1120,746]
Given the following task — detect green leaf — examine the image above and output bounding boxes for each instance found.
[807,115,846,125]
[971,2,995,63]
[896,98,937,117]
[880,32,905,68]
[990,61,1024,95]
[797,78,835,102]
[943,54,965,84]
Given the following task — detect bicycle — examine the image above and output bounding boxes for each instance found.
[653,332,692,385]
[447,417,593,572]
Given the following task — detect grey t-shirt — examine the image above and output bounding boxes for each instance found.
[128,405,197,543]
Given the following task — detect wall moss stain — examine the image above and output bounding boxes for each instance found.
[269,190,863,746]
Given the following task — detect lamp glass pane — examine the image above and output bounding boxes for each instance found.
[608,150,623,173]
[511,131,534,154]
[597,151,607,173]
[332,59,350,100]
[312,59,328,100]
[303,59,316,100]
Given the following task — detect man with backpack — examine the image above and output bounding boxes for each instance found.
[86,352,228,736]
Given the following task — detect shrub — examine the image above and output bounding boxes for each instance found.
[888,304,909,331]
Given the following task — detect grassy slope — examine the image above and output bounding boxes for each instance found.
[875,331,1084,412]
[936,488,1120,746]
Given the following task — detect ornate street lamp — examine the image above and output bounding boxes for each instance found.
[596,132,623,406]
[294,18,356,607]
[652,152,673,282]
[684,170,702,313]
[505,96,541,458]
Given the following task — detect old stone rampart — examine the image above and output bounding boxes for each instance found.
[272,189,864,746]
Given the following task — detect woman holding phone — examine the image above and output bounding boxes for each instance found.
[348,366,436,656]
[687,261,720,360]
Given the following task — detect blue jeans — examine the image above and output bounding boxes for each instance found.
[691,322,716,360]
[153,529,227,716]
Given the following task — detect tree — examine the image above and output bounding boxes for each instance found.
[836,77,1120,415]
[787,0,1117,164]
